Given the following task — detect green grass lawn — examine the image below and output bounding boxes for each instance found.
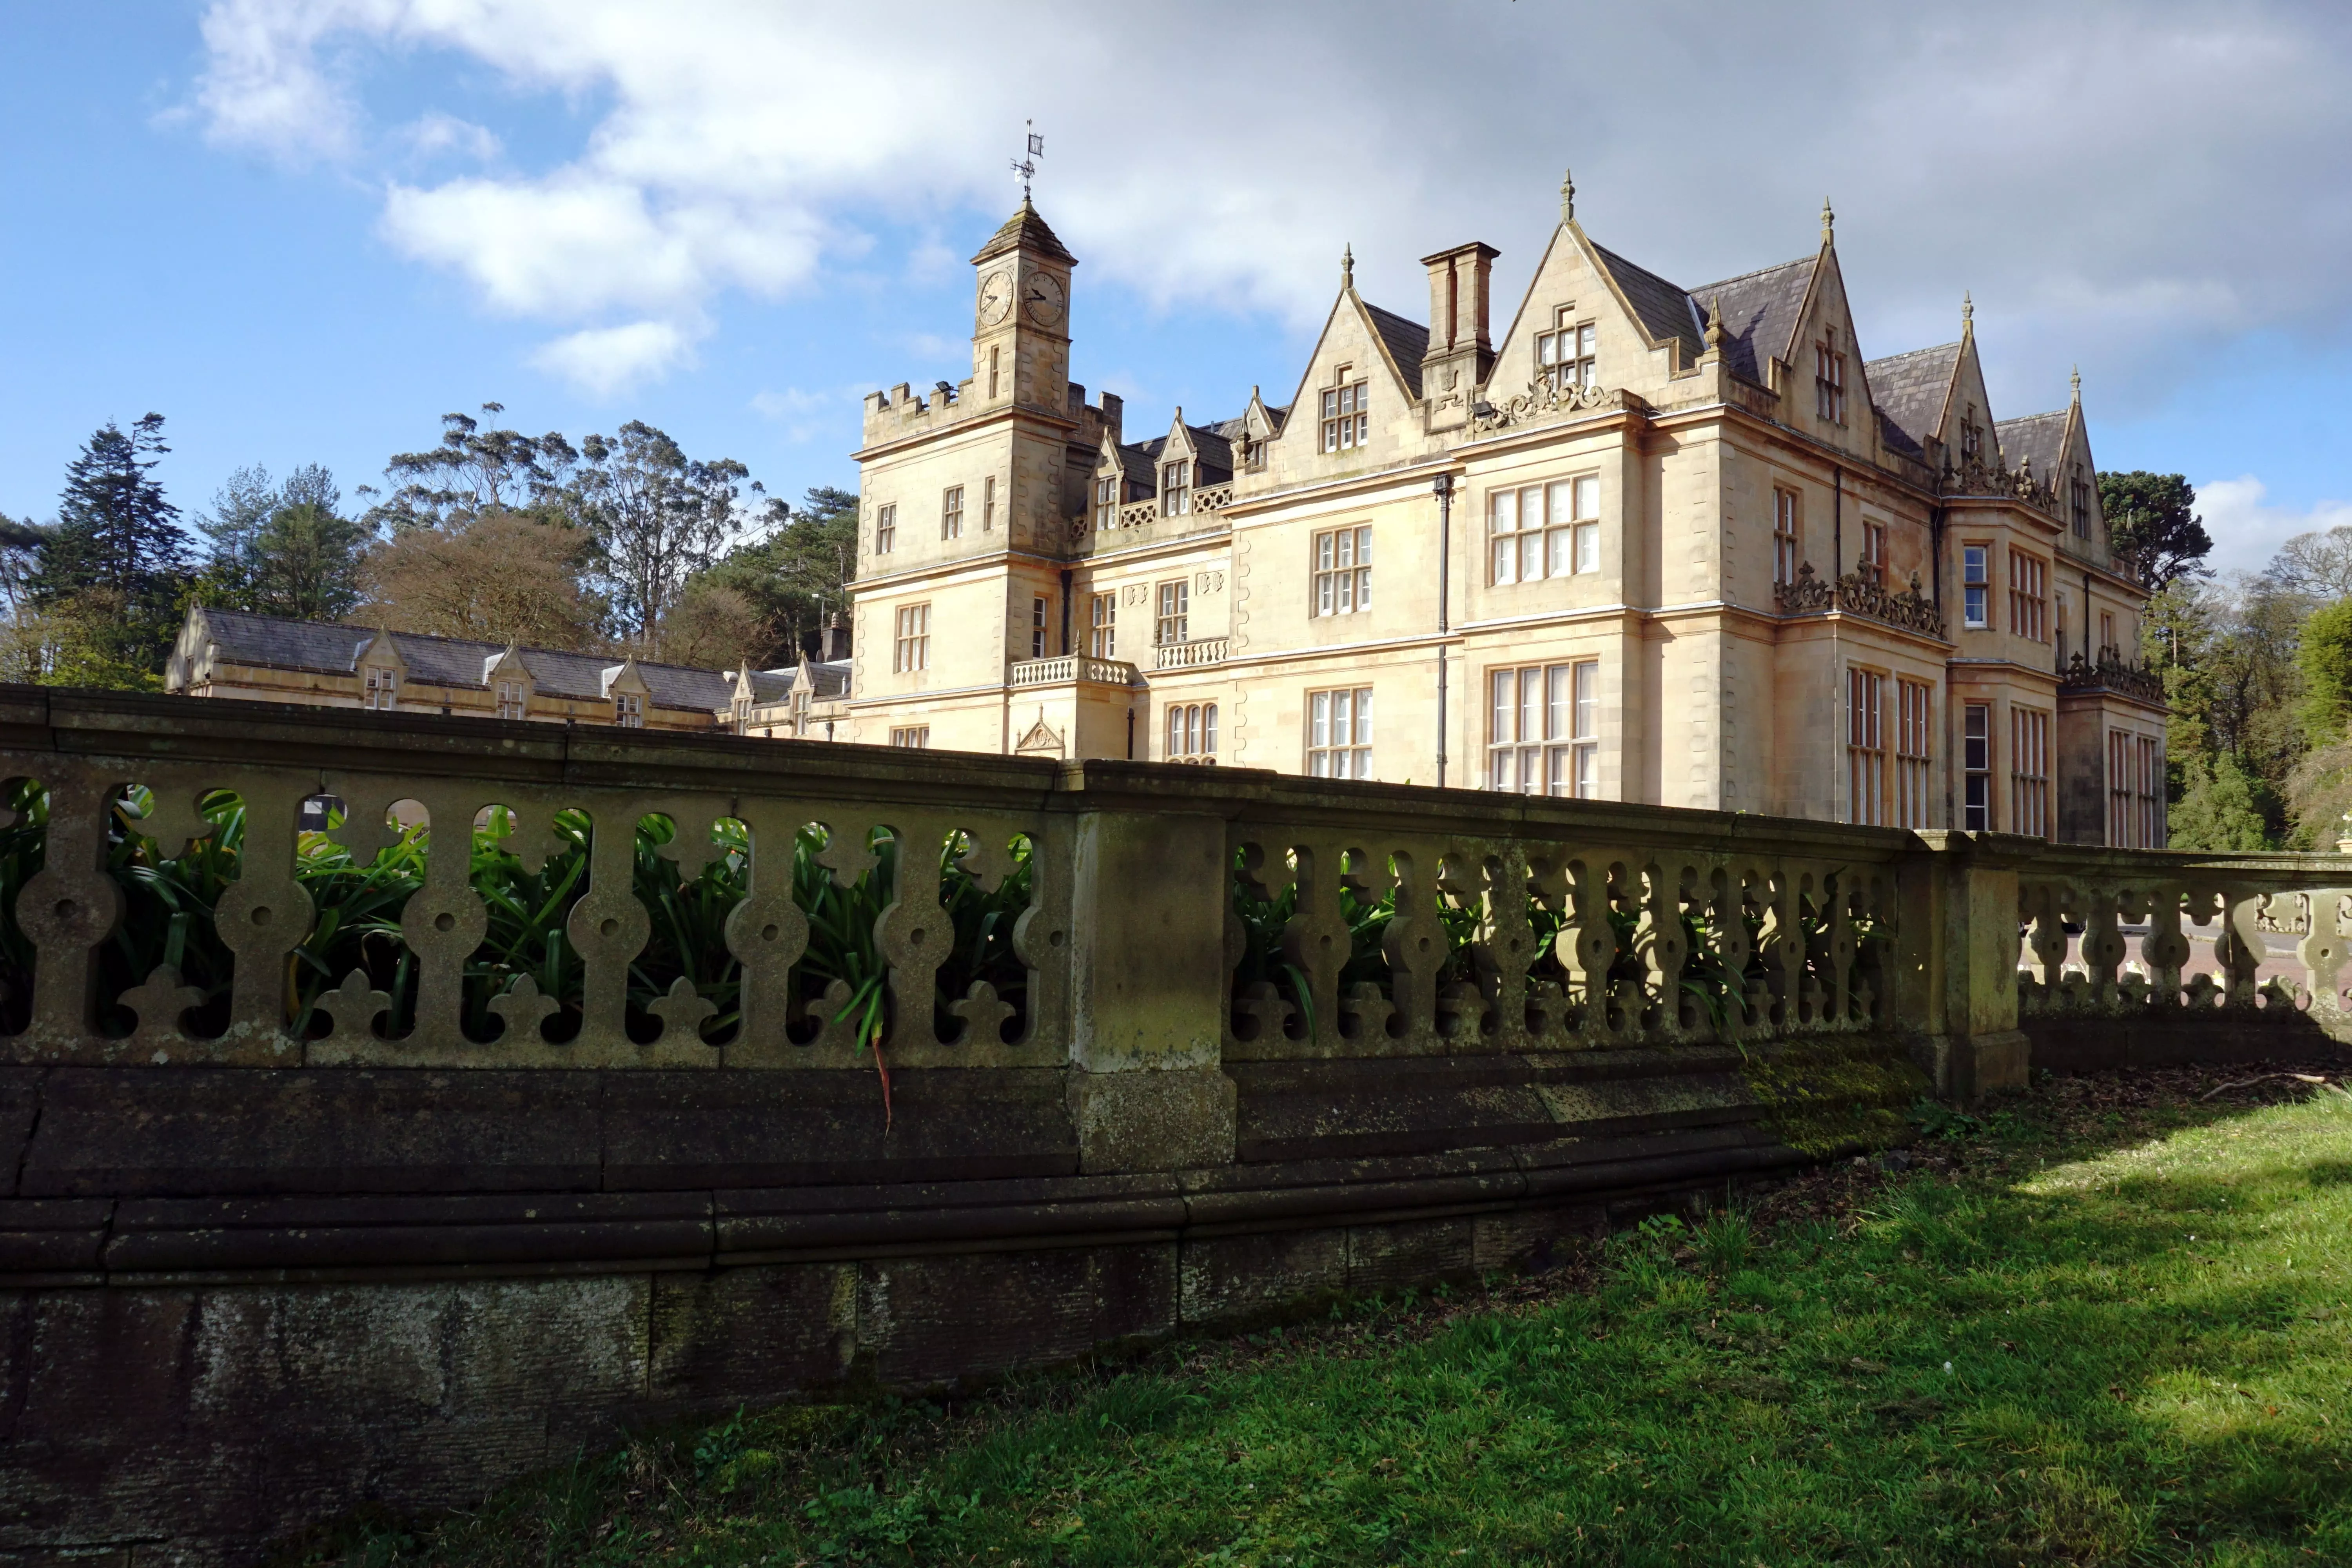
[305,1065,2352,1568]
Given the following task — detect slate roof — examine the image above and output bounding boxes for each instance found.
[1866,341,1962,461]
[1592,244,1705,365]
[971,199,1075,265]
[1364,303,1429,397]
[1131,421,1237,485]
[1684,256,1818,387]
[1996,410,2069,477]
[192,608,737,714]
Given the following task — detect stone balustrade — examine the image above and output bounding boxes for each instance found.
[1,686,2343,1563]
[1008,654,1139,688]
[1152,637,1229,670]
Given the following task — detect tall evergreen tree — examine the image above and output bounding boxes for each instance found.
[30,414,194,683]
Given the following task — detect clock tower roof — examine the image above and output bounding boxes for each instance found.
[972,197,1076,267]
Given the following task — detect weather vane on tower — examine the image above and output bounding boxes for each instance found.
[1010,120,1043,202]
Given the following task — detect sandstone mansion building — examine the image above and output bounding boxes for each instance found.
[835,178,2165,844]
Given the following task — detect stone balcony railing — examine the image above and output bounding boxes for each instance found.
[4,684,2345,1561]
[1152,637,1228,671]
[1096,483,1236,537]
[1007,654,1139,688]
[2058,651,2167,705]
[1773,562,1946,639]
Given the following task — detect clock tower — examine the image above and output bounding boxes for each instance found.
[969,198,1075,411]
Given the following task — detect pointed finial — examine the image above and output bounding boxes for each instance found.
[1820,197,1835,243]
[1962,290,1973,330]
[2070,364,2082,401]
[1704,295,1726,351]
[1560,167,1575,224]
[1341,243,1354,289]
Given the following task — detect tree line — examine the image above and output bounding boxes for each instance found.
[0,407,859,688]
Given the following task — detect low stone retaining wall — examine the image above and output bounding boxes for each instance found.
[2,1042,1915,1566]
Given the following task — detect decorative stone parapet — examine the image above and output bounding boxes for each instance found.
[2057,651,2166,705]
[1773,562,1947,640]
[1152,637,1228,671]
[1008,655,1139,688]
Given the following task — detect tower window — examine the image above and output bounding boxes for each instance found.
[875,503,896,555]
[941,485,964,541]
[1031,595,1050,659]
[983,475,997,532]
[1962,544,1989,628]
[2071,468,2091,539]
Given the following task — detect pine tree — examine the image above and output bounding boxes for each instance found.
[31,414,195,682]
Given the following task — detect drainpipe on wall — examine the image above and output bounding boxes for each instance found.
[1059,569,1073,656]
[1434,473,1454,788]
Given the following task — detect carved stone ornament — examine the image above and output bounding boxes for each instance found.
[1773,562,1947,640]
[1940,450,2059,516]
[1470,378,1633,433]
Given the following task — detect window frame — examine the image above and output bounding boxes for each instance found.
[1319,372,1370,453]
[1155,579,1190,647]
[1536,312,1596,392]
[982,474,997,532]
[1165,702,1220,764]
[1486,659,1599,797]
[1312,524,1373,617]
[1814,329,1848,425]
[363,666,399,711]
[2010,706,2051,839]
[2009,549,2048,642]
[1487,474,1601,585]
[1896,677,1933,828]
[1962,544,1990,628]
[1161,459,1191,516]
[941,485,964,541]
[889,726,931,749]
[1306,686,1375,779]
[875,503,897,556]
[1962,701,1994,831]
[495,678,527,721]
[1088,592,1116,658]
[1031,594,1050,659]
[1846,667,1887,827]
[613,690,644,729]
[1773,487,1801,586]
[892,602,931,673]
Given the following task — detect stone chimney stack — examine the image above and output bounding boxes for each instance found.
[1419,241,1501,429]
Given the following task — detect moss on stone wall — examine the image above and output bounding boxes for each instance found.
[1739,1034,1929,1157]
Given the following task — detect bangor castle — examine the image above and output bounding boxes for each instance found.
[831,175,2166,844]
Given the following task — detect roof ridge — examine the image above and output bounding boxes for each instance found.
[1995,409,2067,426]
[1865,340,1964,367]
[1684,254,1816,294]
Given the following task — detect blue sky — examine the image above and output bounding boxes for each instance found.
[6,3,2351,573]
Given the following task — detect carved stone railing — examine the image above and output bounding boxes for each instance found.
[1153,638,1228,671]
[2058,652,2166,706]
[2013,843,2352,1046]
[1116,499,1157,528]
[1008,655,1139,688]
[1773,562,1947,640]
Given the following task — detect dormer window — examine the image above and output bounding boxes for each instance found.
[614,691,644,728]
[1538,314,1595,391]
[1161,459,1191,516]
[1860,519,1887,580]
[1095,475,1118,530]
[363,666,399,711]
[1320,370,1368,452]
[1961,407,1983,461]
[2071,468,2091,539]
[495,679,528,720]
[1814,329,1847,425]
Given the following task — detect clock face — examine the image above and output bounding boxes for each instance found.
[1024,272,1066,327]
[977,269,1014,327]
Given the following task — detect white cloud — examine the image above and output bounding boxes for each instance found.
[748,386,863,445]
[403,111,501,163]
[2194,476,2352,579]
[191,1,2352,422]
[527,319,699,397]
